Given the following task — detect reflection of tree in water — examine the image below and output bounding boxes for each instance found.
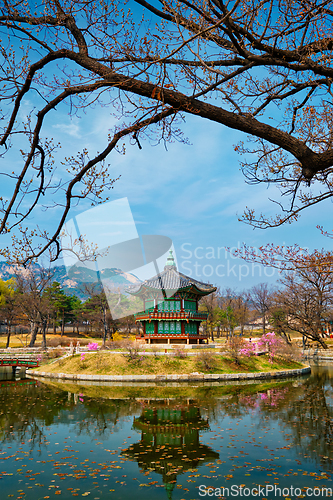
[272,370,333,471]
[2,372,332,476]
[0,381,68,450]
[0,382,140,450]
[199,382,294,421]
[121,398,219,500]
[68,395,141,437]
[215,373,333,472]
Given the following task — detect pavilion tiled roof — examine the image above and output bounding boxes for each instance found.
[128,263,216,296]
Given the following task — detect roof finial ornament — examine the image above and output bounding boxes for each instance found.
[165,249,176,270]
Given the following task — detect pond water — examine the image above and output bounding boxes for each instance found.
[0,365,332,500]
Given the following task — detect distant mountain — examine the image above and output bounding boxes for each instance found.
[0,261,41,280]
[0,262,141,298]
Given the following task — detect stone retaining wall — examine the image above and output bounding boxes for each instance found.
[27,366,311,382]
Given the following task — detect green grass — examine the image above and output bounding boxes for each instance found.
[34,351,304,376]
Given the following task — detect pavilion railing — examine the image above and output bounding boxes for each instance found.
[134,311,208,321]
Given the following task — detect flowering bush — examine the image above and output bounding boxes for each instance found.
[257,332,283,363]
[87,342,99,351]
[112,331,123,342]
[239,332,286,363]
[239,342,257,357]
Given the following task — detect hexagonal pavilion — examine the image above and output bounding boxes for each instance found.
[129,250,216,344]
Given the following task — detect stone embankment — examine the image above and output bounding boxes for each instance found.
[302,348,333,360]
[27,366,311,383]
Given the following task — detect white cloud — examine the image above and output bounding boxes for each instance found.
[53,121,81,138]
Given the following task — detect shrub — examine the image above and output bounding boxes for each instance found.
[172,347,187,359]
[87,342,99,351]
[257,332,291,363]
[278,342,301,362]
[228,336,246,365]
[112,331,123,342]
[74,338,91,346]
[239,332,300,363]
[45,348,65,360]
[104,339,121,349]
[46,336,73,347]
[150,346,160,358]
[239,342,257,357]
[122,341,143,364]
[196,351,217,371]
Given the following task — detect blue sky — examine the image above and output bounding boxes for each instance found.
[37,102,333,291]
[1,2,333,292]
[2,95,333,290]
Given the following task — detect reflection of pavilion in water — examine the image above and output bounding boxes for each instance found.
[121,398,219,500]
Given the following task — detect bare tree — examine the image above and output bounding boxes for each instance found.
[200,289,220,341]
[269,296,292,345]
[2,1,333,262]
[249,283,274,334]
[0,278,17,348]
[216,288,238,339]
[232,291,251,336]
[274,251,333,349]
[237,245,333,348]
[14,266,54,347]
[81,284,112,346]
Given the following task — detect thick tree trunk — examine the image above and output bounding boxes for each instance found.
[29,322,38,347]
[102,305,108,347]
[41,319,48,350]
[317,337,328,349]
[61,309,65,336]
[5,322,11,349]
[280,330,292,345]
